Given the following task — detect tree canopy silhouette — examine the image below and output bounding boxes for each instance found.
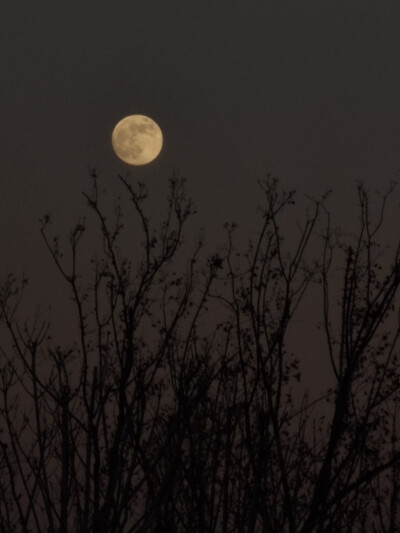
[1,174,399,532]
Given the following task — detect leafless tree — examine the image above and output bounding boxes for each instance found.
[1,175,399,532]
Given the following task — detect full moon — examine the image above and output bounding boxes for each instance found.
[111,115,163,165]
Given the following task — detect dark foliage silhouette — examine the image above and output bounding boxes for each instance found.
[1,174,399,532]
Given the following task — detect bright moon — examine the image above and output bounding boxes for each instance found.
[111,115,163,165]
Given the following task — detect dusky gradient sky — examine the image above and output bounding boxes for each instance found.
[1,1,400,391]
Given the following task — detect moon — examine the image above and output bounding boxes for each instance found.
[111,115,163,165]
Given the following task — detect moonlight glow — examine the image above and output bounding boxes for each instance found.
[111,115,163,165]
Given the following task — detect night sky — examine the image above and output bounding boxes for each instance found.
[1,2,400,390]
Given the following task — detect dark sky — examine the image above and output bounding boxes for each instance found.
[1,2,400,389]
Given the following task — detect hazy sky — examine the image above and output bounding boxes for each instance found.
[1,1,400,364]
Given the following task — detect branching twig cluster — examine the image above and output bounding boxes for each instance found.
[1,175,399,532]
